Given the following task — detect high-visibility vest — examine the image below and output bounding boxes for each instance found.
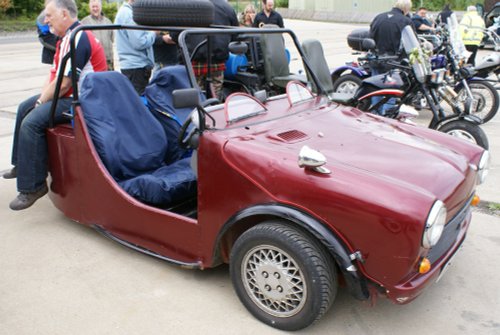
[459,11,485,46]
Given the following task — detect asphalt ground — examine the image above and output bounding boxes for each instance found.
[0,20,499,335]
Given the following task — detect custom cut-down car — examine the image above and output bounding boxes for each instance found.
[45,5,489,331]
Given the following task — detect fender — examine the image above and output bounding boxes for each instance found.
[215,203,371,301]
[331,65,369,82]
[433,113,483,129]
[454,76,490,91]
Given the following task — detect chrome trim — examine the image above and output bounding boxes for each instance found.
[477,150,490,185]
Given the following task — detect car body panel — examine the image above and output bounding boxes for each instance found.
[203,95,481,288]
[45,26,486,310]
[48,110,201,266]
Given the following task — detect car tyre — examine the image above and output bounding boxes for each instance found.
[230,221,337,331]
[132,0,214,27]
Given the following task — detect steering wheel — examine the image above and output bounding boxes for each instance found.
[178,115,197,149]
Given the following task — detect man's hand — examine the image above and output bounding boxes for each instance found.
[162,33,175,45]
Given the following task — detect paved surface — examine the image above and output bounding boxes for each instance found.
[0,20,499,335]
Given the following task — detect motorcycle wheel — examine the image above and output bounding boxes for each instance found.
[461,81,499,123]
[332,74,362,96]
[438,120,489,150]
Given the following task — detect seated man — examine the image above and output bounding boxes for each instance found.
[4,0,107,210]
[412,7,435,34]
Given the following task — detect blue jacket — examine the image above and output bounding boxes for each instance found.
[114,2,155,69]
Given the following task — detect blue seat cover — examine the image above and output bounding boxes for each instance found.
[80,72,167,181]
[144,65,204,164]
[80,71,196,206]
[118,157,196,206]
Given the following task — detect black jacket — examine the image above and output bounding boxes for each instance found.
[253,10,284,28]
[436,6,453,25]
[370,8,414,55]
[411,14,433,34]
[173,0,238,63]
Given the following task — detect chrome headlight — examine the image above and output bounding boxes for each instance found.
[430,69,446,84]
[422,200,447,249]
[477,150,490,185]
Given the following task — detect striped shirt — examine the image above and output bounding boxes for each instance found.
[50,21,107,97]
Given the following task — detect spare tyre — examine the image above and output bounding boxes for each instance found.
[133,0,214,27]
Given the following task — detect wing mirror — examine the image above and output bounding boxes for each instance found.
[173,88,200,109]
[298,146,331,174]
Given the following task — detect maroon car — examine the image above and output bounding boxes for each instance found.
[45,22,489,331]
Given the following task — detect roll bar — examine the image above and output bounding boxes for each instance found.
[49,24,328,127]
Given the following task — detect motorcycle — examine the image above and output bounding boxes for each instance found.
[473,52,500,89]
[330,26,489,150]
[331,19,499,123]
[479,16,500,51]
[436,14,499,123]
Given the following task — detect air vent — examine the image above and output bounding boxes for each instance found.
[275,130,309,143]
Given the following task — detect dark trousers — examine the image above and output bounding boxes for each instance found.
[465,45,478,66]
[121,67,152,95]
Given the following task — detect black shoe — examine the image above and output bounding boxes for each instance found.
[9,184,48,211]
[3,167,17,179]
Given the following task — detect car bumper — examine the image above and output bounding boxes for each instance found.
[386,207,472,304]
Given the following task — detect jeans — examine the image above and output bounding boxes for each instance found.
[11,95,72,193]
[370,67,397,116]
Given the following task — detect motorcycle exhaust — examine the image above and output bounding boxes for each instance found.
[437,85,459,108]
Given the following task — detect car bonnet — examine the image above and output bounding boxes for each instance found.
[220,105,481,213]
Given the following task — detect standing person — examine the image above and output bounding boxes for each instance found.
[411,7,435,34]
[253,0,284,28]
[153,32,178,70]
[239,3,256,27]
[370,0,413,56]
[36,10,58,64]
[82,0,114,70]
[436,4,453,26]
[369,0,413,115]
[459,6,485,66]
[114,0,155,95]
[173,0,238,99]
[4,0,107,210]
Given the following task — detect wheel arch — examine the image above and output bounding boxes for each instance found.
[213,204,370,301]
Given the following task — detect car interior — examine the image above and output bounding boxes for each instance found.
[79,68,199,217]
[68,27,325,217]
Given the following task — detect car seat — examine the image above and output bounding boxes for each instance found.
[301,39,334,95]
[79,71,197,207]
[259,26,306,88]
[144,65,204,164]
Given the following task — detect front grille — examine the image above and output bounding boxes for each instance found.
[427,195,473,264]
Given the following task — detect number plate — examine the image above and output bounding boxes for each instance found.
[435,245,463,283]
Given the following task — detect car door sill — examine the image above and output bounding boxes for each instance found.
[93,224,201,269]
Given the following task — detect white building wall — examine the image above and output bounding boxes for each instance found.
[289,0,395,13]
